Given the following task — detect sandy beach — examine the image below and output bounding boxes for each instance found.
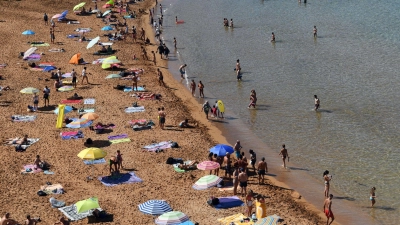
[0,0,333,224]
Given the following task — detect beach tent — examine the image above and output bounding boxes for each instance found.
[75,197,100,213]
[69,53,81,64]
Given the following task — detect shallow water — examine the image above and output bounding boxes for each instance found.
[158,0,400,224]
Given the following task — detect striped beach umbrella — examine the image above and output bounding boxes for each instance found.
[138,200,172,215]
[58,86,74,92]
[81,112,99,121]
[197,161,220,171]
[155,211,189,225]
[66,118,93,128]
[192,175,222,190]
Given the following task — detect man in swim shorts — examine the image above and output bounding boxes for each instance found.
[279,144,289,168]
[179,64,187,81]
[238,168,248,196]
[257,157,268,184]
[314,95,320,111]
[323,194,334,225]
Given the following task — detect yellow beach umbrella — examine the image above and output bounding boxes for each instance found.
[73,2,86,11]
[58,86,74,92]
[20,87,39,94]
[75,197,100,213]
[81,112,99,121]
[78,148,107,160]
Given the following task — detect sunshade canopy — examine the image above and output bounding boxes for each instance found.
[22,30,35,35]
[209,144,234,157]
[73,2,86,11]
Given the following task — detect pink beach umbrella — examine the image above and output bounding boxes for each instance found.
[52,14,62,19]
[197,161,220,171]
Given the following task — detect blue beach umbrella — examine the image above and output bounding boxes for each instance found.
[43,66,56,72]
[209,144,234,157]
[61,10,68,17]
[54,105,73,114]
[101,26,113,31]
[138,200,172,215]
[22,30,35,35]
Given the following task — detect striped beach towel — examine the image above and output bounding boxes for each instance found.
[12,115,36,122]
[124,106,145,113]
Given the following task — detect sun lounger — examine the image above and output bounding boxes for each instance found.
[98,172,142,187]
[124,106,145,113]
[50,197,66,208]
[31,43,50,47]
[12,115,36,122]
[59,204,102,221]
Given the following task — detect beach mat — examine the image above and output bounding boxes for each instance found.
[21,164,42,174]
[98,172,142,187]
[217,213,248,225]
[214,196,244,209]
[108,134,128,140]
[254,215,281,225]
[31,43,50,47]
[84,158,106,165]
[50,197,66,208]
[123,86,145,92]
[143,141,172,152]
[84,98,96,104]
[59,204,102,221]
[109,138,131,144]
[61,99,82,104]
[124,106,145,113]
[61,130,84,140]
[12,115,36,122]
[40,183,64,194]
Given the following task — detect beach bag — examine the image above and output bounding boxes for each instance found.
[171,142,179,148]
[132,102,138,107]
[37,190,47,196]
[15,145,25,152]
[85,138,93,145]
[212,198,220,205]
[166,157,174,164]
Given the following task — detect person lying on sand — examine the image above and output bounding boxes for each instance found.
[68,93,82,100]
[178,161,199,170]
[136,93,158,99]
[0,213,19,225]
[3,135,29,145]
[179,119,196,128]
[53,216,70,225]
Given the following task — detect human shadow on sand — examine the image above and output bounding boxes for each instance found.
[84,140,111,148]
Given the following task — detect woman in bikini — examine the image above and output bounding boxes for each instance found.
[3,135,29,145]
[178,161,199,170]
[323,170,332,198]
[245,190,254,217]
[370,187,376,207]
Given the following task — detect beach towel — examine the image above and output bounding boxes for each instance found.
[13,138,39,149]
[123,86,146,92]
[218,213,249,225]
[143,141,173,152]
[61,99,82,104]
[40,183,64,194]
[24,53,41,61]
[0,64,7,69]
[75,28,92,32]
[59,204,102,221]
[109,138,131,144]
[62,73,72,78]
[84,98,96,104]
[124,106,145,113]
[31,43,50,47]
[92,58,107,64]
[12,115,36,122]
[84,158,106,165]
[214,196,245,209]
[123,15,135,19]
[21,164,42,174]
[67,21,81,24]
[253,215,280,225]
[30,67,44,71]
[132,125,152,131]
[61,130,84,140]
[50,197,66,208]
[108,134,128,140]
[49,48,65,52]
[129,119,147,125]
[98,172,142,187]
[39,62,54,67]
[78,108,95,115]
[44,170,55,175]
[62,80,72,84]
[67,34,80,38]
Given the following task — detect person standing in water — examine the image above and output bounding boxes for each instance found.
[370,187,376,207]
[190,80,196,97]
[229,19,233,28]
[323,194,334,225]
[198,81,204,98]
[248,90,257,108]
[173,37,177,49]
[314,95,320,111]
[313,26,318,38]
[235,59,242,81]
[179,64,187,81]
[323,170,332,198]
[271,32,276,42]
[279,144,289,168]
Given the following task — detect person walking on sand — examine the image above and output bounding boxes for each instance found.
[43,86,50,107]
[370,187,376,207]
[158,107,166,129]
[71,69,77,88]
[190,80,196,97]
[279,144,289,168]
[257,157,268,184]
[245,190,253,217]
[202,101,211,120]
[151,51,156,65]
[81,67,90,85]
[238,168,248,196]
[156,43,164,59]
[116,150,123,170]
[323,170,332,198]
[323,194,335,225]
[132,74,138,91]
[198,81,204,98]
[314,95,320,111]
[313,26,318,38]
[157,68,165,87]
[233,164,240,195]
[44,13,48,25]
[140,28,145,41]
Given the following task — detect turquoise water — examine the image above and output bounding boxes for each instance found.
[158,0,400,224]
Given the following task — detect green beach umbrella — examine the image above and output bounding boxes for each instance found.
[106,74,122,79]
[75,197,100,213]
[73,2,86,11]
[155,211,189,225]
[20,87,39,94]
[192,175,222,190]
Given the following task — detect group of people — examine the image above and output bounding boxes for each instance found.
[223,18,233,28]
[189,80,204,98]
[201,100,224,119]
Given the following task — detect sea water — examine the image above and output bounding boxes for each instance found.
[157,0,400,224]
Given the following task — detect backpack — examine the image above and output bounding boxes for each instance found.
[37,190,47,196]
[166,157,174,164]
[171,142,179,148]
[132,102,138,107]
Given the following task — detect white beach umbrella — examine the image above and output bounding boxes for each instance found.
[23,47,37,59]
[87,36,100,49]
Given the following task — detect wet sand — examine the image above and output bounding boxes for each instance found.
[0,0,331,224]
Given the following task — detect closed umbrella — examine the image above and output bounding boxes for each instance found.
[209,144,234,157]
[54,105,73,114]
[138,200,172,215]
[87,36,100,49]
[66,118,93,128]
[52,14,62,19]
[75,197,100,213]
[22,30,35,35]
[81,112,99,121]
[155,211,189,225]
[20,87,39,94]
[73,2,86,11]
[192,175,222,190]
[101,25,113,31]
[197,161,220,171]
[105,74,121,79]
[102,10,112,17]
[78,148,107,160]
[23,47,37,59]
[58,86,74,92]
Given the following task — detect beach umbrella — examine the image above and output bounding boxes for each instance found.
[102,57,121,64]
[81,112,99,121]
[73,2,86,11]
[22,30,35,35]
[78,147,107,160]
[43,66,56,72]
[66,118,93,128]
[58,86,74,92]
[75,197,100,213]
[23,47,37,59]
[192,175,222,190]
[102,10,112,17]
[107,0,114,5]
[101,25,113,31]
[20,87,39,94]
[61,10,68,17]
[105,74,121,79]
[87,36,100,49]
[54,105,73,114]
[209,144,234,157]
[155,211,189,225]
[52,14,62,19]
[138,200,172,215]
[197,161,220,171]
